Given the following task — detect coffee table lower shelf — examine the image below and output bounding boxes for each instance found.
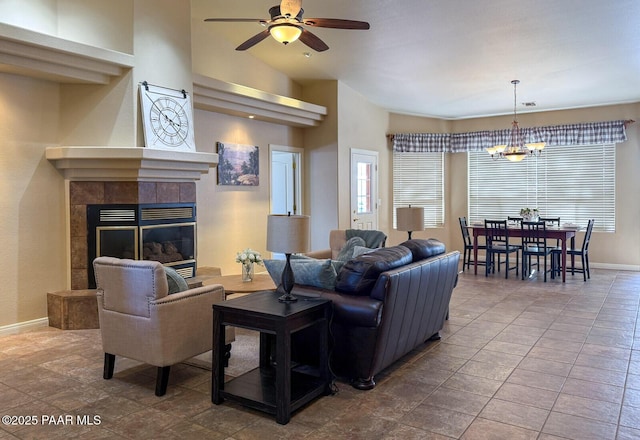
[220,366,327,416]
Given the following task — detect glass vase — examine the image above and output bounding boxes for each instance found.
[242,262,254,282]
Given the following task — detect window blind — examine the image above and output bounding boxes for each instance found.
[393,152,444,228]
[468,144,615,232]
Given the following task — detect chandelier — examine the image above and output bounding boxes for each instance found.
[486,80,545,162]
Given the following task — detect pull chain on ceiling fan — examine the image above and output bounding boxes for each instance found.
[204,0,370,52]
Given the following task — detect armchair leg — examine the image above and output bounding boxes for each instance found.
[155,366,171,396]
[103,353,115,380]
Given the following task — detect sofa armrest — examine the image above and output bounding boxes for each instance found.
[291,286,382,327]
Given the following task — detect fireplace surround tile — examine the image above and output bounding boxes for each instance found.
[157,183,180,203]
[180,183,196,202]
[105,182,139,204]
[70,181,104,205]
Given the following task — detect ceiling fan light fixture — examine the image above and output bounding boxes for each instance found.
[269,24,302,45]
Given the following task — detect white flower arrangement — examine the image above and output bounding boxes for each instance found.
[520,208,539,216]
[235,248,264,266]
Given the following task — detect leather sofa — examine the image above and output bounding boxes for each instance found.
[291,238,460,390]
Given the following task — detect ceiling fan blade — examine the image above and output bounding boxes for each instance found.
[204,18,267,23]
[299,29,329,52]
[280,0,302,17]
[236,29,271,51]
[303,18,370,30]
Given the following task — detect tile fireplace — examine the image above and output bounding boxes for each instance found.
[70,181,197,289]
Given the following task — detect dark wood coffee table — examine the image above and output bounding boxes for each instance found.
[211,290,331,424]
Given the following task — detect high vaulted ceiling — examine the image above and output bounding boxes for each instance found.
[192,0,640,120]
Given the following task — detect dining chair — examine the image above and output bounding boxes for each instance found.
[552,219,595,281]
[540,217,561,247]
[521,221,554,282]
[507,216,523,224]
[459,217,485,272]
[484,219,519,279]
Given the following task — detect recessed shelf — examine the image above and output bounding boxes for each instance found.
[0,23,133,84]
[193,74,327,127]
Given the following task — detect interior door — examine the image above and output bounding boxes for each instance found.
[270,145,303,216]
[350,149,378,230]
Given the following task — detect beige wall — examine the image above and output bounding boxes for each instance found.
[301,81,339,250]
[389,104,640,269]
[0,74,67,328]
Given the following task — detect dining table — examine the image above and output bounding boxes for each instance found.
[470,223,580,282]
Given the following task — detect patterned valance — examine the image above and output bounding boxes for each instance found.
[392,120,630,153]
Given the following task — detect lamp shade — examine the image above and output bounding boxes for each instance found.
[267,214,310,254]
[396,206,425,232]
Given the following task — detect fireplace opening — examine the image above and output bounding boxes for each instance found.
[87,203,197,288]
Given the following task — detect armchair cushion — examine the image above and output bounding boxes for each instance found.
[264,258,337,290]
[165,266,189,294]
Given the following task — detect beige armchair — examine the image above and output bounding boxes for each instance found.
[305,229,387,259]
[93,257,234,396]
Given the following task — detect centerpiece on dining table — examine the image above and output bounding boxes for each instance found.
[520,208,539,222]
[235,248,263,282]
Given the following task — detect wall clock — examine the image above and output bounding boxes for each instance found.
[139,82,196,151]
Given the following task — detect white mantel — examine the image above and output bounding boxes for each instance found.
[45,146,218,182]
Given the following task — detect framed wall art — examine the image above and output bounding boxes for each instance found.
[217,142,259,186]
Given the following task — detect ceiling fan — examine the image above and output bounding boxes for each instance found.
[204,0,370,52]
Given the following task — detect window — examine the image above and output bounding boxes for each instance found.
[468,144,615,232]
[393,152,444,228]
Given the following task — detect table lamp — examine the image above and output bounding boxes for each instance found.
[396,205,424,239]
[266,213,310,302]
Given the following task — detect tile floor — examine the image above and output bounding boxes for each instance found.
[1,267,640,439]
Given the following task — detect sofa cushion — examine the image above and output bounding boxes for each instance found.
[399,238,446,261]
[264,258,337,290]
[335,245,413,296]
[165,266,189,294]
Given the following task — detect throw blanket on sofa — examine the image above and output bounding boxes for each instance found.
[346,229,386,249]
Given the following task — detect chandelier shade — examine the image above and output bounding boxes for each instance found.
[487,80,545,161]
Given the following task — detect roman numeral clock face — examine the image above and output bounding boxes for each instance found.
[150,96,189,147]
[139,85,196,151]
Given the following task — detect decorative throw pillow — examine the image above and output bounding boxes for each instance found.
[165,266,189,294]
[352,245,374,258]
[336,236,367,261]
[264,258,337,290]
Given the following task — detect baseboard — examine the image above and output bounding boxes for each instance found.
[0,317,49,336]
[591,262,640,272]
[473,257,640,272]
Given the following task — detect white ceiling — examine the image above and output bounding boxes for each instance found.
[192,0,640,120]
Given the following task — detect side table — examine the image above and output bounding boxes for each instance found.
[212,290,331,424]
